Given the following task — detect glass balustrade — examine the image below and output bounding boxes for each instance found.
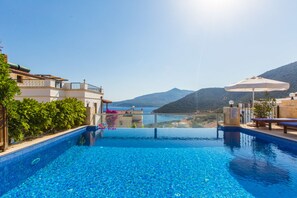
[98,112,224,129]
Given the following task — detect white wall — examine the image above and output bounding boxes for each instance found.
[15,82,104,125]
[16,88,53,102]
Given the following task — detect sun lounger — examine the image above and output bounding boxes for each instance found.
[279,122,297,133]
[251,118,297,130]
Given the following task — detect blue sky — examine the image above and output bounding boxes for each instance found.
[1,0,297,101]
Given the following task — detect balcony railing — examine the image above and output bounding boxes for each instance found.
[70,82,103,93]
[17,79,45,87]
[70,82,81,90]
[87,84,103,93]
[16,79,103,94]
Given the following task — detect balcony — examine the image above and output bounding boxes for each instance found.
[69,82,103,93]
[16,79,103,94]
[17,79,45,87]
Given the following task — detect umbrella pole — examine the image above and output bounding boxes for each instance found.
[252,90,254,109]
[252,89,255,118]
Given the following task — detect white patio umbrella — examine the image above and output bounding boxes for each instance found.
[224,76,290,108]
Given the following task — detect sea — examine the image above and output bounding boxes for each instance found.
[104,106,186,126]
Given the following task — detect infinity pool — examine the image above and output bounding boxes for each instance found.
[1,127,297,197]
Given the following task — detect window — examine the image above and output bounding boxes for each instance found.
[17,75,23,83]
[94,103,98,113]
[55,81,62,88]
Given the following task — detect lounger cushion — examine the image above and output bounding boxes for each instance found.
[279,122,297,127]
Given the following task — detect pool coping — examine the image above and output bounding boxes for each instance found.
[0,126,88,157]
[221,124,297,143]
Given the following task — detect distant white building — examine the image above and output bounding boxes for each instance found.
[9,62,108,125]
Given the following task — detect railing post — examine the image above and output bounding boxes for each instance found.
[216,113,219,138]
[245,108,250,124]
[154,113,157,139]
[243,105,245,123]
[216,113,219,127]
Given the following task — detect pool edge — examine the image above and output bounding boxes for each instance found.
[0,125,94,157]
[219,124,297,144]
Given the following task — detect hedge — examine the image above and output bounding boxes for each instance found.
[8,98,86,142]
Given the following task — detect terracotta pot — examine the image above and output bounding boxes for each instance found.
[258,121,266,127]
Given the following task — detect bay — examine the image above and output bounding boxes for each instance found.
[104,106,186,126]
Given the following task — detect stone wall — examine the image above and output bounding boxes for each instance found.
[279,100,297,118]
[223,107,240,126]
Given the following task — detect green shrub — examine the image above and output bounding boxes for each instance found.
[253,96,275,118]
[7,100,24,141]
[253,101,272,118]
[40,101,59,133]
[131,123,137,128]
[53,98,86,130]
[8,99,43,141]
[7,97,86,142]
[0,54,20,107]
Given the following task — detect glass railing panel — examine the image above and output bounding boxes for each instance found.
[98,113,223,129]
[70,82,81,89]
[87,84,102,93]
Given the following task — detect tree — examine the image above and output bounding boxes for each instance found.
[0,53,20,107]
[0,53,20,147]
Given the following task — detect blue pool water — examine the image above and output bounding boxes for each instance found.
[1,127,297,197]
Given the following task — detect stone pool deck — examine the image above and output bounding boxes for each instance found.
[0,126,86,157]
[238,123,297,142]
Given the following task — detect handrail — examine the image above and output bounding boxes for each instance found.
[100,112,220,116]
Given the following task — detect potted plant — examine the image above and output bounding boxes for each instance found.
[253,100,273,118]
[253,97,276,126]
[253,101,271,127]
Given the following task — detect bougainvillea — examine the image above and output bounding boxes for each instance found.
[105,109,118,129]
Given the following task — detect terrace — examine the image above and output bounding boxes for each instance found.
[1,118,297,197]
[2,102,297,197]
[17,79,103,94]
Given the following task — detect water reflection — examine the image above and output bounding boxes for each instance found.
[251,138,276,162]
[223,131,241,151]
[222,129,291,197]
[78,130,103,146]
[229,157,290,185]
[223,130,277,162]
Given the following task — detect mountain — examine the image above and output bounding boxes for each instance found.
[154,61,297,113]
[112,88,194,107]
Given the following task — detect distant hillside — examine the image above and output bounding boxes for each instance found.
[154,61,297,113]
[112,88,194,107]
[259,62,297,96]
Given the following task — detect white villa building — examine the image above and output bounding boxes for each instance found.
[8,61,107,125]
